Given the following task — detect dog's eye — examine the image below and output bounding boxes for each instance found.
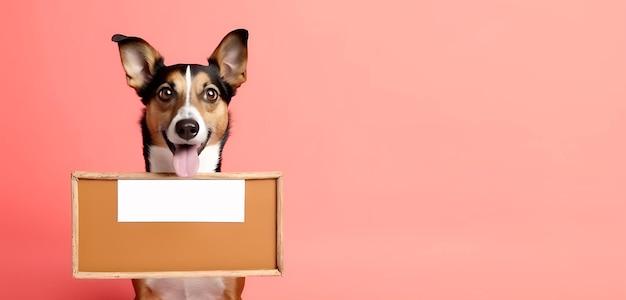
[203,87,219,102]
[158,87,174,101]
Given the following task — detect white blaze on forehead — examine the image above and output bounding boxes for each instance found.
[165,64,209,147]
[185,65,192,106]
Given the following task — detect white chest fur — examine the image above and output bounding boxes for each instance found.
[145,145,226,300]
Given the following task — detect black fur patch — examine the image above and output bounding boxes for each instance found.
[214,115,232,172]
[139,111,152,171]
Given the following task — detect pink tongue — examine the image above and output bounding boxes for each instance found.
[172,144,200,177]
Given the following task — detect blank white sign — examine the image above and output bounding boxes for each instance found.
[117,179,245,222]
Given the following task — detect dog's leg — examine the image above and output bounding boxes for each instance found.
[132,279,161,300]
[222,277,246,300]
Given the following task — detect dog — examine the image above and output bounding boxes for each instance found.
[112,29,248,300]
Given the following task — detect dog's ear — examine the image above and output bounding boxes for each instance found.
[112,34,164,94]
[208,29,248,91]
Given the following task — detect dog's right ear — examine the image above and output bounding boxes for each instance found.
[112,34,164,94]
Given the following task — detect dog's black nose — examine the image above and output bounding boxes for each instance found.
[175,119,200,140]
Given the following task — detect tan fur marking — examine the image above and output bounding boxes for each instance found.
[144,71,188,147]
[190,72,230,146]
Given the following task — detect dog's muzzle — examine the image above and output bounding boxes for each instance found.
[161,118,211,178]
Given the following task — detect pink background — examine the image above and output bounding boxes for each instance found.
[2,0,626,299]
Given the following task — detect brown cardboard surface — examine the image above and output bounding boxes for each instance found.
[72,172,281,277]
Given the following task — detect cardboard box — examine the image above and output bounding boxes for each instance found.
[71,171,283,279]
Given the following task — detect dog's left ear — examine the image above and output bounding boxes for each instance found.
[209,29,248,91]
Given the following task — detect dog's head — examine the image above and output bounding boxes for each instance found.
[112,29,248,177]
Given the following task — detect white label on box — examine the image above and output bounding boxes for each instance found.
[117,179,245,222]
